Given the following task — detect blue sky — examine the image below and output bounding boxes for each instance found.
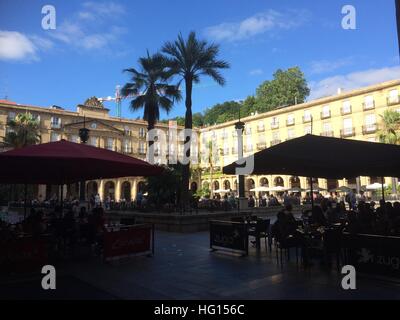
[0,0,399,120]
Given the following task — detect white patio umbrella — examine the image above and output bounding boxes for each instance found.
[214,189,231,194]
[269,186,290,192]
[250,186,270,192]
[287,187,306,192]
[365,182,387,190]
[329,186,352,193]
[305,186,327,192]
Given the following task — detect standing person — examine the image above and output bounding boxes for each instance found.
[95,193,101,207]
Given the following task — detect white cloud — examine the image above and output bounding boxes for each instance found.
[204,9,310,42]
[0,31,38,61]
[50,2,126,51]
[309,57,353,74]
[309,66,400,100]
[249,69,263,76]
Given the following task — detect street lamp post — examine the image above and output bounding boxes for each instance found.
[235,105,247,210]
[79,117,90,202]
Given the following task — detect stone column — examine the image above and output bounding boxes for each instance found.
[131,179,137,202]
[115,179,121,202]
[98,180,104,201]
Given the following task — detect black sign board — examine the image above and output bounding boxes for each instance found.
[342,232,400,279]
[210,220,248,255]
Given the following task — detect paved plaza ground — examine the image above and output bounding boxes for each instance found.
[1,229,400,300]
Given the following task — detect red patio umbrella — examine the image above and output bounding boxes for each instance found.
[0,139,162,184]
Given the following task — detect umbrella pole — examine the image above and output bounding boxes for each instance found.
[309,177,314,211]
[24,183,27,219]
[60,184,64,210]
[381,176,385,202]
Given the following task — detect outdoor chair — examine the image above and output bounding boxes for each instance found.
[274,234,301,267]
[248,219,271,252]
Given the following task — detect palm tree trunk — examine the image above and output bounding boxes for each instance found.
[396,0,400,59]
[181,77,193,209]
[147,120,155,164]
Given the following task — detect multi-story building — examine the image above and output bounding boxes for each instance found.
[1,79,400,201]
[0,97,190,201]
[198,79,400,195]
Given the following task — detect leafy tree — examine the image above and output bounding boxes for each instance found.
[121,52,181,163]
[4,112,40,148]
[162,31,229,206]
[255,67,310,112]
[377,110,400,145]
[203,101,242,125]
[192,112,204,127]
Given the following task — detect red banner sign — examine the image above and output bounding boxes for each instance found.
[103,224,153,261]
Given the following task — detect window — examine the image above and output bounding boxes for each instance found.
[388,89,399,104]
[287,114,295,125]
[139,141,146,154]
[321,105,330,118]
[222,128,228,139]
[271,117,279,128]
[287,128,295,140]
[245,136,253,152]
[8,111,16,121]
[363,114,376,134]
[303,110,312,122]
[245,126,252,135]
[90,122,97,129]
[304,125,312,135]
[139,127,146,138]
[257,121,265,131]
[223,146,229,155]
[106,138,114,150]
[89,137,98,147]
[51,116,61,128]
[342,101,351,114]
[342,118,353,136]
[70,135,79,143]
[364,95,374,109]
[50,132,60,142]
[367,137,376,142]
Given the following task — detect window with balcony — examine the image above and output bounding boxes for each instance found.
[70,135,79,143]
[139,127,146,138]
[341,118,354,137]
[106,138,114,150]
[321,122,333,137]
[287,128,295,140]
[257,121,265,132]
[388,89,399,105]
[363,114,377,134]
[341,100,352,115]
[304,125,312,135]
[123,140,132,153]
[124,126,132,136]
[271,131,280,146]
[90,136,98,147]
[303,110,312,123]
[232,145,238,154]
[138,141,146,154]
[50,132,60,142]
[270,117,279,129]
[321,105,331,119]
[245,127,252,135]
[286,114,295,126]
[51,116,61,129]
[363,95,375,110]
[7,111,16,122]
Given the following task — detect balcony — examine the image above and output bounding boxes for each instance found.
[340,128,355,138]
[270,139,281,146]
[387,96,400,106]
[51,122,61,129]
[362,101,375,110]
[341,106,352,115]
[270,123,279,129]
[302,116,312,123]
[320,111,331,119]
[257,126,265,132]
[256,142,266,150]
[362,124,377,134]
[138,149,146,155]
[286,119,295,126]
[122,147,134,154]
[245,145,253,152]
[321,131,334,137]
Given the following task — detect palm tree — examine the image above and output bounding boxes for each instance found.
[396,0,400,58]
[377,109,400,144]
[162,31,230,205]
[121,52,181,163]
[4,112,40,148]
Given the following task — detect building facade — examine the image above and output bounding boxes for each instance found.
[1,79,400,201]
[198,79,400,196]
[0,97,193,202]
